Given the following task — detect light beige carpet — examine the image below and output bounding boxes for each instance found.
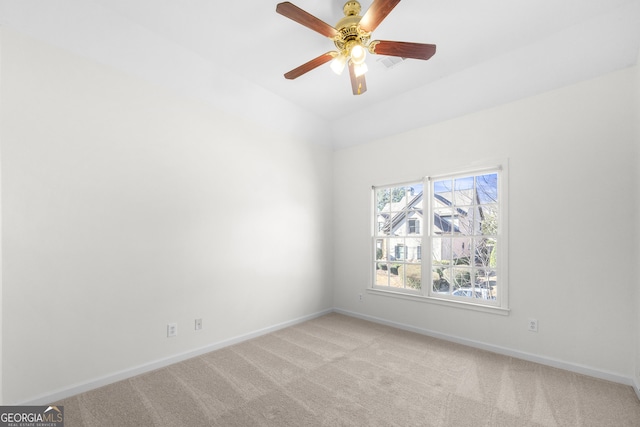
[56,313,640,426]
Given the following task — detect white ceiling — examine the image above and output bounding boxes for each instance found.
[1,0,639,149]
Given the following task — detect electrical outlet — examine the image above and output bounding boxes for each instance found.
[528,318,538,332]
[358,293,364,303]
[195,318,202,331]
[167,323,177,337]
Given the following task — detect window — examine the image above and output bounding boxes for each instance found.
[372,165,508,312]
[374,183,424,292]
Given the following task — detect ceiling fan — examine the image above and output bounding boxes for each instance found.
[276,0,436,95]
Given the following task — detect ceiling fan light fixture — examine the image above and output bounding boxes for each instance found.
[350,44,367,65]
[330,54,347,75]
[276,0,437,95]
[353,61,368,77]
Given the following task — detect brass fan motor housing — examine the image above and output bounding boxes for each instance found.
[333,1,370,55]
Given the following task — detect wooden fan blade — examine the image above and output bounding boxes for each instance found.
[348,62,367,96]
[284,52,335,80]
[359,0,401,33]
[369,40,436,60]
[276,2,338,38]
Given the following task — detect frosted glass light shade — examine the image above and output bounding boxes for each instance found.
[350,44,366,65]
[330,54,347,75]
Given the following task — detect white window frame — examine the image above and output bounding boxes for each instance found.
[370,162,509,315]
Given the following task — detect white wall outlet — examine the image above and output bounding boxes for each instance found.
[195,318,202,330]
[528,318,538,332]
[167,323,177,337]
[358,293,364,303]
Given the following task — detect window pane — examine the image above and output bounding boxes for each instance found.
[411,182,424,197]
[376,213,390,236]
[476,204,498,235]
[452,237,472,264]
[454,176,475,206]
[401,185,416,208]
[376,188,390,214]
[432,267,450,292]
[375,239,388,261]
[458,209,474,235]
[390,238,405,261]
[434,208,454,235]
[432,237,448,265]
[451,267,472,288]
[388,263,403,288]
[434,179,453,231]
[406,237,421,262]
[489,242,497,269]
[476,268,496,289]
[434,179,453,204]
[402,263,422,290]
[389,187,408,213]
[488,271,498,299]
[375,263,390,287]
[475,268,497,300]
[475,238,496,268]
[476,173,498,204]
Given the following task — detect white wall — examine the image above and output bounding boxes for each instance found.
[0,28,333,404]
[334,66,638,381]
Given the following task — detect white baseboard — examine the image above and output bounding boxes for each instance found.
[634,377,640,401]
[20,308,333,405]
[334,308,635,389]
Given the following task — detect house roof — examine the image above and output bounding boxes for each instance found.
[380,191,462,235]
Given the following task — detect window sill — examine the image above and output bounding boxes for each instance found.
[367,288,510,316]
